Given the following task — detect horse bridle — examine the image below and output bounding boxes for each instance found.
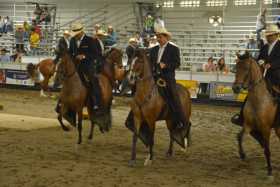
[235,58,263,91]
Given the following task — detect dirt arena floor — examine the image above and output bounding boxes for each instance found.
[1,88,280,187]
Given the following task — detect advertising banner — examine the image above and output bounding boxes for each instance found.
[177,80,199,98]
[209,81,235,101]
[5,69,34,86]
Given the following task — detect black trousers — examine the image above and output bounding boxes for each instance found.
[161,77,186,129]
[77,61,101,107]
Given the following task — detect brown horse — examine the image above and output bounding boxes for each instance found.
[126,49,192,166]
[54,48,123,144]
[26,58,55,97]
[232,52,280,177]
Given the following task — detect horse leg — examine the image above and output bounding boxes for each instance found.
[166,119,174,157]
[144,124,155,166]
[128,132,138,167]
[237,129,246,160]
[186,122,192,147]
[57,106,70,131]
[262,130,272,176]
[274,127,280,141]
[88,120,95,140]
[250,130,264,148]
[77,111,83,144]
[40,78,49,97]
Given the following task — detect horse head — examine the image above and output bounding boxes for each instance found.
[127,48,149,85]
[53,52,74,88]
[232,51,254,93]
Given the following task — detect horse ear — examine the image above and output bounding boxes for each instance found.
[236,52,241,59]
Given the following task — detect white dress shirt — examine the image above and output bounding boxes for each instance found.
[97,38,104,55]
[76,34,85,48]
[157,42,168,63]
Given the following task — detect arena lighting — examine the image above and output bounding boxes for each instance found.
[208,15,223,27]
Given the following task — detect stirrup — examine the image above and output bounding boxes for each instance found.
[231,114,243,127]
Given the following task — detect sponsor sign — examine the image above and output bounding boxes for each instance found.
[5,69,34,86]
[209,81,235,101]
[177,80,199,98]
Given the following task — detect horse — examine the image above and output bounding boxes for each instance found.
[232,52,280,177]
[54,48,123,145]
[126,49,192,166]
[26,58,56,97]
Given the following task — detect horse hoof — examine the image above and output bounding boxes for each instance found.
[180,148,187,153]
[239,152,246,160]
[62,126,70,131]
[144,159,152,166]
[165,151,173,158]
[128,160,136,167]
[267,175,274,182]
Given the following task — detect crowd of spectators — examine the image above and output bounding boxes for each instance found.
[0,16,13,35]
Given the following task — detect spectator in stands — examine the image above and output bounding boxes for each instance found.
[216,57,229,74]
[30,28,40,55]
[143,14,154,36]
[53,30,71,64]
[15,25,25,53]
[93,24,101,38]
[33,3,43,24]
[0,16,3,34]
[126,37,138,67]
[3,16,13,33]
[246,33,258,59]
[154,16,165,32]
[256,8,267,48]
[276,15,280,29]
[10,51,22,63]
[0,48,11,62]
[104,25,117,47]
[40,6,51,24]
[203,57,216,72]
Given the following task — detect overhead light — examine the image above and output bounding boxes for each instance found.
[208,15,223,27]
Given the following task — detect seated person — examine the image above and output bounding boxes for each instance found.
[203,57,216,72]
[0,48,11,62]
[104,25,117,47]
[216,57,229,74]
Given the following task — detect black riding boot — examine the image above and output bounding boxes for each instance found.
[231,97,247,126]
[89,75,102,110]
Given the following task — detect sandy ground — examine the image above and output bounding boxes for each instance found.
[1,88,280,187]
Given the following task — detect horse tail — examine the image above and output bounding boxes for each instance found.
[26,63,38,80]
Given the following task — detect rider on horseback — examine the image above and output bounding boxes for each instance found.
[149,27,186,130]
[232,24,280,126]
[69,22,102,110]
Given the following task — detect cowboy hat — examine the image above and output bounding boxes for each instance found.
[70,22,84,36]
[264,24,280,36]
[63,30,70,35]
[249,33,255,40]
[96,29,108,36]
[128,37,138,43]
[155,27,171,38]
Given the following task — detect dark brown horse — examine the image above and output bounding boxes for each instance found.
[26,58,55,97]
[54,48,123,144]
[232,53,280,177]
[126,49,192,166]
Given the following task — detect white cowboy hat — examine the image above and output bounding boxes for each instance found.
[155,27,172,38]
[96,29,108,36]
[63,30,70,35]
[128,37,138,43]
[264,24,280,36]
[70,22,84,36]
[249,33,255,40]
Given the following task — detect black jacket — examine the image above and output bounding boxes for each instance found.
[258,40,280,70]
[69,34,95,63]
[149,42,180,79]
[126,44,136,66]
[92,38,104,63]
